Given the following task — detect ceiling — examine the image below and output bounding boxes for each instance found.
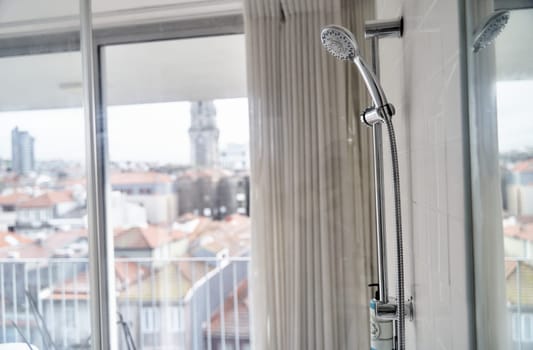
[0,0,242,35]
[0,34,246,111]
[0,0,246,112]
[495,8,533,81]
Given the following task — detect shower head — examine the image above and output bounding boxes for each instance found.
[473,10,510,53]
[320,25,392,114]
[320,25,359,60]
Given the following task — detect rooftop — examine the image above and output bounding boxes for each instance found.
[513,159,533,173]
[0,192,31,206]
[114,225,183,250]
[504,222,533,242]
[17,191,74,208]
[505,260,533,306]
[111,172,173,185]
[207,279,249,338]
[0,229,87,259]
[0,231,32,248]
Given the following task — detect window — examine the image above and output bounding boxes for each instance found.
[523,315,533,342]
[513,314,520,342]
[167,306,184,332]
[141,307,160,333]
[0,2,91,348]
[512,313,533,343]
[103,33,250,350]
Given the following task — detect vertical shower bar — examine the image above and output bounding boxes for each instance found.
[370,36,388,304]
[80,0,117,349]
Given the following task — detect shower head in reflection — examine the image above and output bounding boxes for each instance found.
[320,24,394,123]
[473,10,510,53]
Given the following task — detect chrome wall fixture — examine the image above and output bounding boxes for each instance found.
[321,17,411,350]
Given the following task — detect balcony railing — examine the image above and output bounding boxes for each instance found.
[0,257,250,350]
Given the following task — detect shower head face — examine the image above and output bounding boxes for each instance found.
[320,25,360,61]
[473,10,510,53]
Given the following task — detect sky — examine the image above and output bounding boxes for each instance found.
[1,81,532,164]
[0,98,249,164]
[496,80,533,152]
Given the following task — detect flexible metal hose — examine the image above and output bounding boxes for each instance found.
[383,115,405,350]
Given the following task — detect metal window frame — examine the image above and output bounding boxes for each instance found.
[78,2,244,350]
[0,13,243,58]
[495,0,533,10]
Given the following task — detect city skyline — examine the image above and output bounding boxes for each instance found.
[0,98,249,164]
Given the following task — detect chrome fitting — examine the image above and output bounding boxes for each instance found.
[360,103,395,127]
[375,301,397,320]
[364,17,403,39]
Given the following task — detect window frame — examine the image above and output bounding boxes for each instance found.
[79,3,245,350]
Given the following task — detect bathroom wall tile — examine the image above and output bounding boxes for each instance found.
[434,142,448,212]
[442,62,463,142]
[446,140,465,220]
[448,215,471,349]
[378,0,468,347]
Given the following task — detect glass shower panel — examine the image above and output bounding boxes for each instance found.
[495,8,533,350]
[0,1,93,349]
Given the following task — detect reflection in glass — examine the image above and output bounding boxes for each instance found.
[496,8,533,350]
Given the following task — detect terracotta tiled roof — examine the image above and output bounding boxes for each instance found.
[0,229,87,259]
[504,222,533,242]
[45,262,150,300]
[0,192,31,206]
[208,280,249,337]
[513,159,533,173]
[17,191,74,208]
[187,214,251,257]
[111,172,173,185]
[114,226,174,250]
[505,261,517,279]
[0,232,32,248]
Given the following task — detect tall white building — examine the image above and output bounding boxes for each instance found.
[188,101,219,168]
[11,127,35,175]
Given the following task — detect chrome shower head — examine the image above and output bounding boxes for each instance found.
[473,10,510,53]
[320,25,391,112]
[320,25,359,61]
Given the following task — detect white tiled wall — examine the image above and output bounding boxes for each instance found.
[376,0,473,348]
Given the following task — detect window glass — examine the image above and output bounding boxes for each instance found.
[0,2,91,349]
[103,35,251,350]
[494,7,533,349]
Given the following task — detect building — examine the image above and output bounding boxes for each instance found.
[114,225,188,261]
[111,172,177,225]
[176,170,250,219]
[220,143,249,171]
[11,127,35,175]
[110,191,148,229]
[15,191,79,235]
[204,280,250,350]
[0,191,31,230]
[189,101,219,168]
[504,218,533,257]
[505,261,533,350]
[507,159,533,217]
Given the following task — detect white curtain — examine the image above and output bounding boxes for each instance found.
[245,0,377,349]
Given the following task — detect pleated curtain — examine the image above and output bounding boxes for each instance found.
[244,0,377,349]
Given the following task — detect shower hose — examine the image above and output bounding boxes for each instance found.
[384,114,405,350]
